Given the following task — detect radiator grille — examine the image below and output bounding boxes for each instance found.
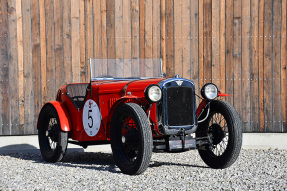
[166,86,194,126]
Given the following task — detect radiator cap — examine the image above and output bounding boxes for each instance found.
[174,74,180,78]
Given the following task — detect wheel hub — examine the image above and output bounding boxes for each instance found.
[47,125,58,142]
[121,128,139,162]
[209,124,225,145]
[122,136,126,143]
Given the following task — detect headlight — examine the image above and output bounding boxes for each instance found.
[145,85,162,103]
[201,83,218,101]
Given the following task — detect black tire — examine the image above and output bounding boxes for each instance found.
[110,103,152,175]
[196,100,242,169]
[38,104,68,162]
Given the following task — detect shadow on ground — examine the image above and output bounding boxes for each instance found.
[0,144,39,154]
[149,160,208,169]
[0,150,119,173]
[0,149,208,173]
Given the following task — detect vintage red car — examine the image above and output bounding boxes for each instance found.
[37,59,242,175]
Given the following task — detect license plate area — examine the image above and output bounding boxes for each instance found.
[168,136,196,151]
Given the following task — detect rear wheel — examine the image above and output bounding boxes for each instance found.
[110,103,152,175]
[38,104,68,162]
[196,100,242,169]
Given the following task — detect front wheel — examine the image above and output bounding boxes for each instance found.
[38,104,68,162]
[196,100,242,169]
[110,103,152,175]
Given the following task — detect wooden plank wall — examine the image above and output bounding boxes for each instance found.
[0,0,286,135]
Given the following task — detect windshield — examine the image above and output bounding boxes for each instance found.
[89,59,162,80]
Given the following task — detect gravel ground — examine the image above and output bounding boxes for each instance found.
[0,149,286,190]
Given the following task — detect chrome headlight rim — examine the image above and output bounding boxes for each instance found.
[201,83,218,101]
[145,84,162,103]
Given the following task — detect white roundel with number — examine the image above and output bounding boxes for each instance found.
[82,99,101,137]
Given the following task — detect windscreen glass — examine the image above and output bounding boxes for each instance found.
[90,59,162,80]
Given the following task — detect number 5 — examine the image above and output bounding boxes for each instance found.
[88,110,93,128]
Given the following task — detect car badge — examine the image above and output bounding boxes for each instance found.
[176,80,183,86]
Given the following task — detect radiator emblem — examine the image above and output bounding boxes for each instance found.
[176,80,183,86]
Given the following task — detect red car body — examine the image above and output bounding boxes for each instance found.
[53,79,165,141]
[45,78,221,141]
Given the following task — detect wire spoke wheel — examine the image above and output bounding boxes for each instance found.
[208,112,229,156]
[196,100,242,169]
[38,104,68,163]
[111,103,152,175]
[46,117,58,151]
[120,116,140,163]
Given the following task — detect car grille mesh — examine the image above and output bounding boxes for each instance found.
[166,86,194,126]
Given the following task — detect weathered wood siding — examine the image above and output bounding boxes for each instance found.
[0,0,286,135]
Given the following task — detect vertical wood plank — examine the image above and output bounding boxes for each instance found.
[182,0,191,79]
[22,0,34,134]
[174,0,182,77]
[160,0,166,74]
[93,0,101,78]
[7,0,20,135]
[0,0,10,135]
[45,0,55,102]
[106,0,115,76]
[250,0,260,131]
[115,0,124,77]
[225,0,233,104]
[165,0,174,77]
[198,0,204,88]
[258,0,264,131]
[131,0,140,76]
[220,0,226,98]
[40,0,47,105]
[101,0,107,74]
[85,0,94,79]
[0,6,2,134]
[139,0,145,76]
[233,0,241,119]
[17,0,24,133]
[190,0,199,96]
[152,0,160,76]
[212,0,220,86]
[242,0,253,131]
[242,0,251,131]
[144,0,153,77]
[31,0,41,131]
[263,0,273,132]
[203,0,212,83]
[272,0,282,132]
[123,0,131,76]
[54,0,64,88]
[282,0,287,131]
[80,0,86,82]
[63,0,72,84]
[72,0,80,82]
[93,0,101,60]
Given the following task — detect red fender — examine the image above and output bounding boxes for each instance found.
[197,91,231,117]
[196,100,207,117]
[37,101,72,132]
